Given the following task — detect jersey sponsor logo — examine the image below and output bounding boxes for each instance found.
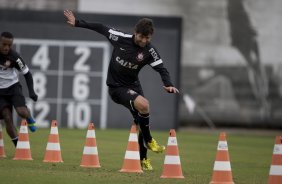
[16,58,26,71]
[149,48,160,62]
[136,52,144,62]
[109,34,118,41]
[116,56,138,69]
[0,60,11,70]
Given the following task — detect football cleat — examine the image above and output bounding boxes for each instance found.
[146,138,165,153]
[141,158,153,171]
[27,117,37,132]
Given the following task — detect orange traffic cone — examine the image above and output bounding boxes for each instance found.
[13,120,32,160]
[80,123,101,168]
[161,129,184,178]
[0,123,6,158]
[268,136,282,184]
[43,120,63,163]
[120,124,143,173]
[210,132,234,184]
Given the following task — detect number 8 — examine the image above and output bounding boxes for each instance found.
[33,72,47,99]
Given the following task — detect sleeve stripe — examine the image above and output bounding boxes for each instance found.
[150,59,163,67]
[109,29,132,38]
[22,66,29,75]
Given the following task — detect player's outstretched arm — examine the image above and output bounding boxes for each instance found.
[163,86,179,94]
[63,11,111,37]
[64,10,76,27]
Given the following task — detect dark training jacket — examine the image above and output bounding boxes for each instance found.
[75,20,174,88]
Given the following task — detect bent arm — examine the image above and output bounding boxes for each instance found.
[153,64,173,87]
[154,65,179,93]
[24,72,38,101]
[148,46,178,93]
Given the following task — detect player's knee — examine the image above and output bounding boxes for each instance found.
[138,100,150,114]
[134,96,150,114]
[16,107,29,118]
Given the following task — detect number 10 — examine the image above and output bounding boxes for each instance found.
[66,102,91,129]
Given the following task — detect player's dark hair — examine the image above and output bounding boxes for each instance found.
[134,18,154,36]
[1,32,14,39]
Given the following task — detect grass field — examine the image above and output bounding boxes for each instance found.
[0,127,278,184]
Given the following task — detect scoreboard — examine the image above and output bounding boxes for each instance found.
[15,39,110,129]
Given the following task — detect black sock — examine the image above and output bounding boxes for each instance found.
[138,130,147,160]
[137,113,152,143]
[11,137,18,147]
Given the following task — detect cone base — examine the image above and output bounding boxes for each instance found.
[44,150,63,163]
[13,157,33,160]
[268,176,282,184]
[43,160,63,163]
[210,171,234,184]
[0,149,6,158]
[80,165,101,168]
[119,169,143,173]
[120,159,143,173]
[161,175,184,179]
[161,164,184,179]
[80,155,100,168]
[13,149,32,160]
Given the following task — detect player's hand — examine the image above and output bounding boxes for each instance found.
[29,93,38,102]
[163,86,179,93]
[64,10,76,26]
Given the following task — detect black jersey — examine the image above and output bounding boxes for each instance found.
[75,20,174,88]
[0,49,29,89]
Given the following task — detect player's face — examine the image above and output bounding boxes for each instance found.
[0,36,13,55]
[134,33,152,47]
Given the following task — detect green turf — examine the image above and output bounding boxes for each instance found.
[0,127,276,184]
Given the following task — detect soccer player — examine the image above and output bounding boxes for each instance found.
[0,32,38,147]
[64,10,179,170]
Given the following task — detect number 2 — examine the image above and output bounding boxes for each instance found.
[27,101,50,128]
[74,47,90,72]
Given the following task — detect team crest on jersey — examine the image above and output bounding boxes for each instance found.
[109,34,118,41]
[0,60,11,70]
[136,52,144,62]
[4,60,11,68]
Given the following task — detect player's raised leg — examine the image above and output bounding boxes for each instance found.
[12,93,37,132]
[15,106,36,132]
[134,95,165,153]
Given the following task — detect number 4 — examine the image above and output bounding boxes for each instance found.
[32,45,50,71]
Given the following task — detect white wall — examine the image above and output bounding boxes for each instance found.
[1,0,281,66]
[78,0,183,16]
